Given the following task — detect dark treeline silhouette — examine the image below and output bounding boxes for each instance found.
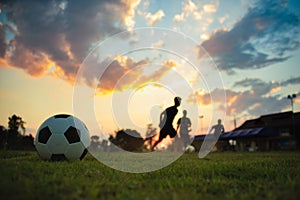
[89,127,158,152]
[89,135,109,152]
[109,129,146,152]
[0,114,35,150]
[0,115,165,153]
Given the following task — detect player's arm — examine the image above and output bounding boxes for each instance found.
[208,126,214,134]
[221,125,225,133]
[176,118,181,132]
[160,111,165,122]
[187,118,191,128]
[159,110,165,128]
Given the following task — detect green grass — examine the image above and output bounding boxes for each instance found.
[0,151,299,200]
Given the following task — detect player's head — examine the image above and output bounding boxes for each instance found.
[174,96,181,107]
[218,119,222,124]
[183,110,187,116]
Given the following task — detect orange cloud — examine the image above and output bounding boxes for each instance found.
[162,60,177,68]
[1,0,145,86]
[188,88,238,114]
[96,56,146,94]
[132,59,176,87]
[228,95,238,106]
[270,86,281,94]
[187,88,211,105]
[2,39,78,85]
[96,57,177,94]
[8,44,54,77]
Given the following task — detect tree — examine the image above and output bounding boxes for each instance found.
[90,135,100,151]
[8,114,25,135]
[145,124,157,149]
[6,114,25,149]
[109,129,146,152]
[0,125,8,149]
[19,134,35,150]
[0,115,34,150]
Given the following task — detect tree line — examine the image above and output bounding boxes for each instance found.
[0,114,35,150]
[89,124,160,152]
[0,114,159,152]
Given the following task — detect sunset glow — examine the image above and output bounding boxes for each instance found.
[0,0,299,143]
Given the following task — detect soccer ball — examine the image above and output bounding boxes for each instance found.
[35,114,90,161]
[185,145,195,153]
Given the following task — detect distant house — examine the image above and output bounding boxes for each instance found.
[192,111,300,151]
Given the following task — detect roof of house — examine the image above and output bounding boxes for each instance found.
[236,111,300,130]
[194,127,279,141]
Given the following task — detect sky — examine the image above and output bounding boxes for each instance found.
[0,0,300,139]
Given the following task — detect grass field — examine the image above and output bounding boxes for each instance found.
[0,151,299,200]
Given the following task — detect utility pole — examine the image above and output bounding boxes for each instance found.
[199,115,204,134]
[287,94,297,139]
[233,115,237,130]
[287,94,296,112]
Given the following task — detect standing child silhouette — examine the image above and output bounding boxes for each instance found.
[177,110,192,149]
[209,119,225,136]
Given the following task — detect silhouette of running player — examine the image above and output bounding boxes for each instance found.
[209,119,225,135]
[145,123,157,149]
[151,97,181,151]
[177,110,192,148]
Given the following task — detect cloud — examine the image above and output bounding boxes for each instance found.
[145,10,165,26]
[0,0,177,94]
[120,0,141,31]
[281,76,300,86]
[151,39,164,49]
[97,56,147,93]
[188,76,300,117]
[203,4,217,13]
[175,0,199,21]
[200,0,300,72]
[183,0,197,13]
[233,78,275,96]
[230,77,300,115]
[130,60,177,88]
[8,44,55,77]
[218,14,229,24]
[0,0,140,80]
[84,55,177,94]
[1,0,80,79]
[173,13,185,23]
[79,54,148,94]
[173,0,217,31]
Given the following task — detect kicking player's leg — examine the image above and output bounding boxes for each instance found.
[151,138,162,151]
[151,130,167,151]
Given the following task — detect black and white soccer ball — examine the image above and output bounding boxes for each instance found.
[35,114,90,161]
[185,145,195,153]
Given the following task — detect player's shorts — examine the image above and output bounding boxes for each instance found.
[159,125,177,139]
